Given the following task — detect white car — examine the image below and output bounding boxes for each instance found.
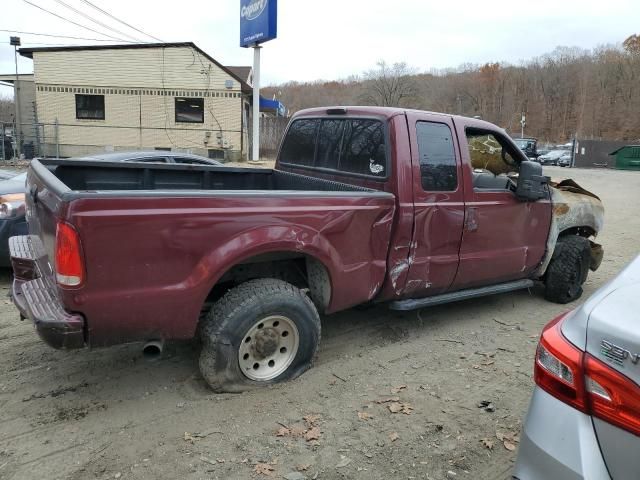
[514,255,640,480]
[538,150,566,165]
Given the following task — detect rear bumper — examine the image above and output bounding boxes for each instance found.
[9,235,85,349]
[513,387,610,480]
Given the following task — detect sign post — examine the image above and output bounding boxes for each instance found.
[240,0,277,163]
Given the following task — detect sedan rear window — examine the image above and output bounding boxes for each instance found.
[280,118,387,179]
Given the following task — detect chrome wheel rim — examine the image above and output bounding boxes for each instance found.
[238,315,299,381]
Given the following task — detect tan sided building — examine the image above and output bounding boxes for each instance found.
[19,43,252,160]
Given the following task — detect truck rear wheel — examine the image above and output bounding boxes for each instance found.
[199,278,321,392]
[544,235,591,304]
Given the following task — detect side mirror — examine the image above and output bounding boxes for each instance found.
[516,160,549,201]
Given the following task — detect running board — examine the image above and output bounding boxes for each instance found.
[388,279,535,311]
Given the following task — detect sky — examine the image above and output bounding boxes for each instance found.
[1,0,639,98]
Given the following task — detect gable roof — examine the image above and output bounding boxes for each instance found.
[226,66,252,83]
[19,42,251,93]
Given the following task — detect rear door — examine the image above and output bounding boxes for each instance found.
[400,112,465,297]
[451,125,552,290]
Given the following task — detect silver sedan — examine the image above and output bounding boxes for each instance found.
[514,255,640,480]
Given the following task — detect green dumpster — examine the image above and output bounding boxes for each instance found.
[610,145,640,170]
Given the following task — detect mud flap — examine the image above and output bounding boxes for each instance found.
[589,241,604,271]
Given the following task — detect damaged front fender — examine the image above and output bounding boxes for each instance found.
[535,179,605,277]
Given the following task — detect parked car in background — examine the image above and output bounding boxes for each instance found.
[0,151,221,266]
[538,149,565,165]
[514,256,640,480]
[76,151,223,166]
[536,148,550,158]
[558,152,572,167]
[0,171,28,266]
[513,137,539,161]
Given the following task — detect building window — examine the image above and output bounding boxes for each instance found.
[175,97,204,123]
[76,94,105,120]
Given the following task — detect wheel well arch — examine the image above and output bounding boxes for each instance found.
[558,225,596,238]
[202,251,333,317]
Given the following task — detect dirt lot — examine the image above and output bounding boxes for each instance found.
[1,166,638,480]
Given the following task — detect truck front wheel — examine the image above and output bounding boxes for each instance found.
[544,235,591,304]
[199,278,321,392]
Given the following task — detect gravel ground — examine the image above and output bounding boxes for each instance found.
[0,166,638,480]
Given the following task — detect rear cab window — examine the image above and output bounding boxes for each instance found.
[279,117,388,180]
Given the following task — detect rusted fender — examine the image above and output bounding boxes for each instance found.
[535,179,605,277]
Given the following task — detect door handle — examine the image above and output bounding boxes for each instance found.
[465,207,478,232]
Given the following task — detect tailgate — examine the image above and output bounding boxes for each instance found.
[24,160,69,273]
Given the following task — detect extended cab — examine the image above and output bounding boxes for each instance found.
[10,107,604,391]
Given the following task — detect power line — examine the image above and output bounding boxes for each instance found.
[0,29,127,42]
[77,0,164,42]
[23,0,133,43]
[51,0,143,42]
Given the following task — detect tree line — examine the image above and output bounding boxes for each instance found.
[264,35,640,143]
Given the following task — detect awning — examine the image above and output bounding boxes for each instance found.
[259,96,286,116]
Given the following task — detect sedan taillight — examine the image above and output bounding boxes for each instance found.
[534,313,640,437]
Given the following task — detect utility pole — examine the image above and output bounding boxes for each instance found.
[10,36,21,159]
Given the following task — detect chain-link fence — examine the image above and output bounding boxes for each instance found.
[0,117,287,162]
[0,120,60,161]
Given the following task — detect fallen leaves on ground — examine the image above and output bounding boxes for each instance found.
[254,463,275,476]
[389,431,399,442]
[390,384,407,394]
[303,414,321,427]
[480,438,494,450]
[388,401,413,415]
[357,411,373,421]
[503,440,516,451]
[274,415,322,443]
[375,396,400,404]
[304,426,321,441]
[496,431,520,451]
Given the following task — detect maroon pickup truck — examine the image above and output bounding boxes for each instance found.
[10,107,604,392]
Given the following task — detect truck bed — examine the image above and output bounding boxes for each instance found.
[40,159,377,195]
[22,159,396,347]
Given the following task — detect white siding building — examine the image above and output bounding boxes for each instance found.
[20,43,252,160]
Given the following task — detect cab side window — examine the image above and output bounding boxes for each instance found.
[465,129,520,191]
[416,121,457,191]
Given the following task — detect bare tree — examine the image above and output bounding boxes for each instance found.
[0,94,15,123]
[360,61,417,107]
[264,38,640,142]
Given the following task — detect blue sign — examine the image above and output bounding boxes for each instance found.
[240,0,277,47]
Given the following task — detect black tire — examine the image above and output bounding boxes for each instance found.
[199,278,321,392]
[544,235,591,304]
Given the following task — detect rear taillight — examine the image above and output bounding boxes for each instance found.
[585,354,640,437]
[534,313,640,437]
[534,313,588,412]
[55,221,84,287]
